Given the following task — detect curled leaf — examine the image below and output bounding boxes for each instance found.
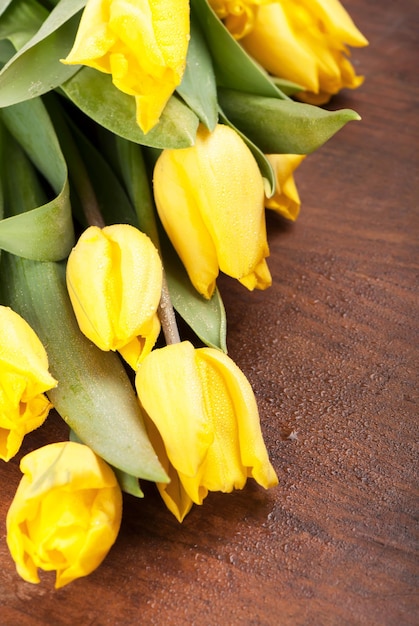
[0,98,74,260]
[0,0,84,106]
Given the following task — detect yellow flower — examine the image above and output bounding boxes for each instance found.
[239,0,368,104]
[6,441,122,588]
[0,306,57,462]
[265,154,306,221]
[153,123,271,299]
[208,0,275,39]
[62,0,190,133]
[66,224,162,369]
[135,341,278,522]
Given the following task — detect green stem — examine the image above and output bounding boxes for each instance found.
[158,273,181,345]
[115,137,181,345]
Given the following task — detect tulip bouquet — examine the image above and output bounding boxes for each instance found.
[0,0,367,588]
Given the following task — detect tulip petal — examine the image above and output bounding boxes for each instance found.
[264,154,306,221]
[239,0,367,102]
[194,351,249,492]
[66,224,162,355]
[135,341,214,478]
[308,0,368,47]
[63,0,190,133]
[118,313,161,369]
[197,348,278,490]
[144,416,194,522]
[6,442,122,588]
[154,124,271,298]
[191,125,268,283]
[242,3,320,93]
[0,306,56,393]
[153,144,220,299]
[0,306,57,461]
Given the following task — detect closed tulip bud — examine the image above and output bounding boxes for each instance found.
[265,154,306,221]
[238,0,368,104]
[135,341,278,522]
[0,306,57,461]
[62,0,190,133]
[66,224,162,369]
[153,124,272,299]
[6,442,122,588]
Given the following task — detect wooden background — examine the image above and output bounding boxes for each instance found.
[1,0,418,624]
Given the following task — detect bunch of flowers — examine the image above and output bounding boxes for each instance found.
[0,0,367,588]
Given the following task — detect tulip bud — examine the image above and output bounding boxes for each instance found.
[238,0,368,104]
[62,0,190,133]
[153,123,272,299]
[66,224,162,369]
[0,306,57,461]
[6,442,122,588]
[265,154,306,221]
[135,341,278,522]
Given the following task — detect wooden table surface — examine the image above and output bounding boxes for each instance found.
[1,1,418,624]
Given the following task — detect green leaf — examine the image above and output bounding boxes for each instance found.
[46,96,139,228]
[191,0,287,100]
[161,229,227,352]
[0,0,84,107]
[70,429,144,498]
[0,0,47,50]
[61,67,199,149]
[177,11,218,131]
[0,38,14,64]
[0,253,168,482]
[218,88,361,154]
[271,77,305,96]
[112,136,160,244]
[2,96,65,190]
[0,98,74,260]
[0,0,14,18]
[111,467,144,498]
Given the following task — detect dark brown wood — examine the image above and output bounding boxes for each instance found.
[1,1,418,623]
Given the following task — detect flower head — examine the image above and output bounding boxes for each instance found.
[0,306,57,461]
[6,441,122,588]
[265,154,306,221]
[238,0,368,103]
[153,123,271,299]
[66,224,162,369]
[135,341,278,522]
[62,0,190,133]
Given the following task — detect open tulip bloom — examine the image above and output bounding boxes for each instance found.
[0,0,367,587]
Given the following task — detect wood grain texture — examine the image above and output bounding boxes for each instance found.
[1,1,418,624]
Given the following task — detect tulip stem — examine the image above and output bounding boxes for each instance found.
[69,161,105,228]
[158,273,181,345]
[79,184,106,228]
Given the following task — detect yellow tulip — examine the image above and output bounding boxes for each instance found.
[62,0,190,133]
[0,306,57,462]
[208,0,275,39]
[265,154,306,221]
[135,341,278,522]
[238,0,368,104]
[66,224,162,369]
[153,123,271,299]
[6,441,122,588]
